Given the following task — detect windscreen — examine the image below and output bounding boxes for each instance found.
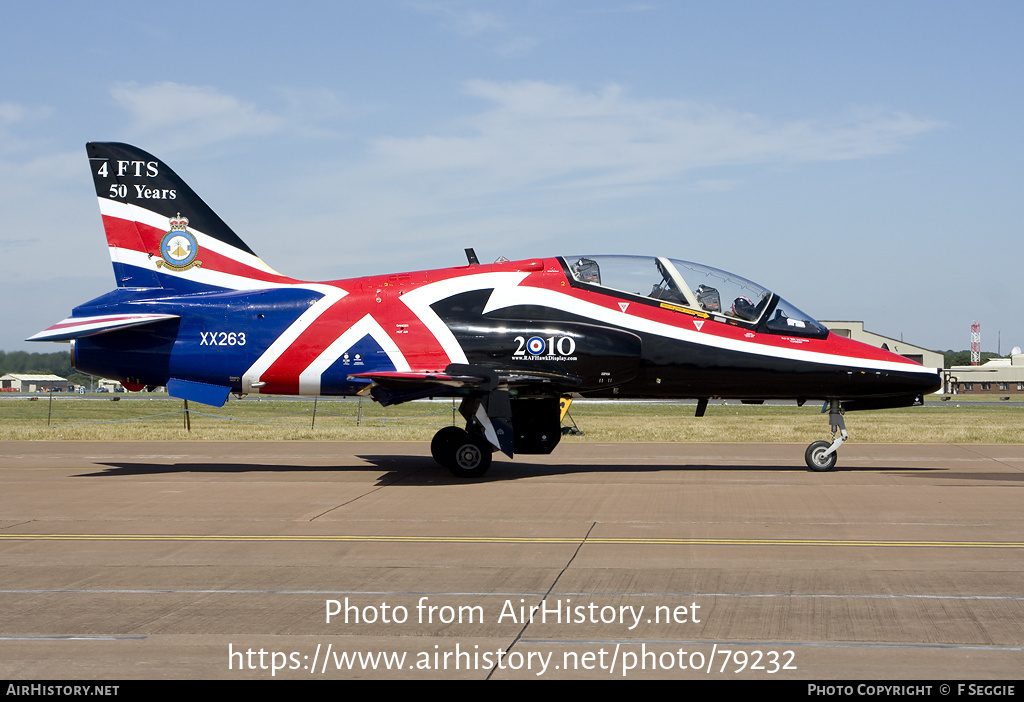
[563,254,827,337]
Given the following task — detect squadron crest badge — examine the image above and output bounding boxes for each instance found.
[157,213,202,271]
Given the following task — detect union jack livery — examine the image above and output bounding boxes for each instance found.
[31,142,941,476]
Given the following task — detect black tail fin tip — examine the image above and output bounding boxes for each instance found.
[86,142,255,257]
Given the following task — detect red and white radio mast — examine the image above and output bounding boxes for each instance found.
[971,321,981,365]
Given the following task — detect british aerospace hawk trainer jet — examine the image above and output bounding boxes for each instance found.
[30,143,942,477]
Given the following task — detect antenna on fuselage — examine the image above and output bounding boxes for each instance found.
[465,248,480,265]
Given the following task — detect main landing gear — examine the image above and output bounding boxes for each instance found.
[431,425,493,479]
[804,399,847,472]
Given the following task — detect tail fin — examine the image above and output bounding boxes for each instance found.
[87,142,290,292]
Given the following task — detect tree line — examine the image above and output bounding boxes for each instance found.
[941,350,1001,368]
[0,349,92,386]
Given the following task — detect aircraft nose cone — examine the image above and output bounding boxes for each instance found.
[871,368,942,396]
[835,336,943,398]
[916,369,943,394]
[838,367,942,412]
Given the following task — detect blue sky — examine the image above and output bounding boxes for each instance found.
[2,1,1021,354]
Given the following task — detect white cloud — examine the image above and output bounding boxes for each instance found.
[111,82,283,152]
[0,101,81,196]
[693,179,739,192]
[263,79,941,277]
[0,102,54,156]
[590,2,661,13]
[0,102,29,125]
[367,81,939,194]
[82,79,943,284]
[410,0,508,36]
[408,0,537,56]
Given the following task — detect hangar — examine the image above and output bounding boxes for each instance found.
[943,354,1024,395]
[0,374,73,393]
[820,321,943,369]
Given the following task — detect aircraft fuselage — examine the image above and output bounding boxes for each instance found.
[68,256,938,406]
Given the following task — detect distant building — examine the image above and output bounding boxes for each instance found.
[0,374,73,393]
[820,321,944,370]
[944,354,1024,395]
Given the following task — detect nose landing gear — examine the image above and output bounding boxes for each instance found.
[805,400,847,472]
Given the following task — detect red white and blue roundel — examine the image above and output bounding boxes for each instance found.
[526,336,546,355]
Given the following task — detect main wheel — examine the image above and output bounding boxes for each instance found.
[431,426,466,468]
[447,434,492,479]
[805,440,838,472]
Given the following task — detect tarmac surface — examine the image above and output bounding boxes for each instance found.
[1,441,1022,680]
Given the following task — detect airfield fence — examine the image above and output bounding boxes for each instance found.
[0,394,460,436]
[2,392,1022,444]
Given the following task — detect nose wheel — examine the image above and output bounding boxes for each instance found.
[805,440,838,471]
[804,400,847,472]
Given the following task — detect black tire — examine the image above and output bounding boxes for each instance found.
[805,440,838,472]
[431,426,466,468]
[447,434,492,479]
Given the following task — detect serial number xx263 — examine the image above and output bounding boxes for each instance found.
[200,331,247,346]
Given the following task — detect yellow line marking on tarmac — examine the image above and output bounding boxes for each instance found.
[1,534,1022,548]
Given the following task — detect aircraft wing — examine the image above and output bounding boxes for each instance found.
[348,369,493,388]
[349,364,581,406]
[27,313,180,342]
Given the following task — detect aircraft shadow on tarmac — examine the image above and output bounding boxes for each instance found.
[355,456,945,484]
[78,455,945,483]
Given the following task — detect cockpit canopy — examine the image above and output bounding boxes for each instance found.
[561,255,827,338]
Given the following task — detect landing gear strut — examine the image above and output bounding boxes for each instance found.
[428,392,562,479]
[805,400,847,472]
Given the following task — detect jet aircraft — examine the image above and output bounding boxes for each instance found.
[31,143,942,476]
